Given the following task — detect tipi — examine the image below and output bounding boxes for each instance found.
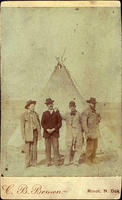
[6,58,120,163]
[36,57,87,114]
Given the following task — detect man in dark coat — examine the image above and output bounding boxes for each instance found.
[41,98,62,167]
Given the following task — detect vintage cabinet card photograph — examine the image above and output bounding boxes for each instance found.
[1,1,121,199]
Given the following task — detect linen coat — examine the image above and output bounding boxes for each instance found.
[62,111,84,146]
[21,111,41,142]
[82,107,101,139]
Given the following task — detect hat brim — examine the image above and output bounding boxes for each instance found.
[45,100,54,105]
[86,100,97,104]
[25,101,36,109]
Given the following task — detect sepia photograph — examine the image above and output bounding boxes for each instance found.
[1,1,121,180]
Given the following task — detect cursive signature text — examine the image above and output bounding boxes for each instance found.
[2,184,68,196]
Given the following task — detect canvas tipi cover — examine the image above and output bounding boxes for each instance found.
[36,62,87,114]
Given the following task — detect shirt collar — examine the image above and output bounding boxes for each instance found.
[28,110,34,114]
[48,109,54,114]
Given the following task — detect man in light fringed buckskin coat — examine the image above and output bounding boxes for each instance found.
[21,100,41,168]
[62,101,84,166]
[82,97,101,164]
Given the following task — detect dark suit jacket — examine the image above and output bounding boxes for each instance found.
[41,110,62,138]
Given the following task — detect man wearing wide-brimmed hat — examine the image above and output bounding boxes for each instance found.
[41,98,62,167]
[62,101,84,166]
[21,100,41,168]
[82,97,101,164]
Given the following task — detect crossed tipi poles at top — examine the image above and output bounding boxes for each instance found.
[55,49,67,69]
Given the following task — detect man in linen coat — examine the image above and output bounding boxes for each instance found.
[21,100,41,168]
[82,97,101,164]
[62,101,84,166]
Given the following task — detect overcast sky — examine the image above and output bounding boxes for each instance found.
[2,7,121,102]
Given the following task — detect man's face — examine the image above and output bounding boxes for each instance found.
[28,104,35,111]
[69,106,76,112]
[47,103,54,110]
[89,103,95,110]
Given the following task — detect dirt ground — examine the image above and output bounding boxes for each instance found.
[1,146,122,177]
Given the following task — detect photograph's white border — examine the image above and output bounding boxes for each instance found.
[1,1,121,199]
[1,1,120,7]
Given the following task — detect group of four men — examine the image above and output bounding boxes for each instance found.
[21,97,101,168]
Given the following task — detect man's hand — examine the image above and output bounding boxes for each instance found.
[47,129,52,133]
[47,128,55,133]
[51,128,55,132]
[85,134,88,140]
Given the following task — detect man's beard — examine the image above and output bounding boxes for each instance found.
[71,109,77,115]
[90,105,95,110]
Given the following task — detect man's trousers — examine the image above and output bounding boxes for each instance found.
[86,138,98,161]
[25,129,38,167]
[45,136,59,166]
[64,137,83,165]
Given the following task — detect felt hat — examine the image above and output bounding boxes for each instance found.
[25,100,36,109]
[86,97,97,104]
[45,98,54,105]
